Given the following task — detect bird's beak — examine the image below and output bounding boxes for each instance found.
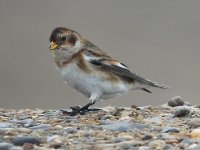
[49,41,58,51]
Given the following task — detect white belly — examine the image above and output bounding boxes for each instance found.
[59,64,130,101]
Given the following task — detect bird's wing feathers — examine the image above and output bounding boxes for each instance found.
[82,49,169,89]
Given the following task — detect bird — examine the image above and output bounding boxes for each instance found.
[49,27,170,115]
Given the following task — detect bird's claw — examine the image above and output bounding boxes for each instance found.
[61,106,101,116]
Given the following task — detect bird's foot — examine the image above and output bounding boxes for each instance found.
[61,103,101,116]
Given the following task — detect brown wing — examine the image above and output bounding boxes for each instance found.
[82,49,169,89]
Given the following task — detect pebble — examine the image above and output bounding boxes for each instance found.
[20,118,33,124]
[168,96,184,107]
[0,102,199,149]
[17,115,31,120]
[12,136,41,146]
[181,139,196,147]
[117,133,134,140]
[64,127,78,134]
[138,146,151,150]
[102,106,116,113]
[100,120,149,132]
[161,126,180,133]
[100,114,113,120]
[0,142,14,150]
[190,128,200,138]
[164,144,175,150]
[173,108,190,117]
[159,133,178,143]
[142,135,152,140]
[119,116,132,121]
[9,146,23,150]
[0,123,13,128]
[187,144,199,149]
[187,119,200,128]
[144,116,163,125]
[195,105,200,109]
[47,135,64,149]
[29,124,50,130]
[22,143,34,150]
[149,140,166,149]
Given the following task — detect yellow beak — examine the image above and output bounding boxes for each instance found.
[49,41,58,51]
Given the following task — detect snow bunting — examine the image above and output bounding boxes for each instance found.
[49,27,169,115]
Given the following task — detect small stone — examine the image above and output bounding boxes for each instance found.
[29,124,50,130]
[99,120,112,125]
[111,108,125,116]
[164,144,175,150]
[161,127,180,133]
[187,144,199,149]
[117,133,133,140]
[138,146,151,150]
[149,140,166,149]
[119,116,132,121]
[187,119,200,128]
[100,120,149,132]
[102,106,116,113]
[9,146,23,150]
[12,136,41,146]
[0,142,14,150]
[17,115,31,120]
[143,116,163,125]
[47,135,58,142]
[64,127,78,134]
[191,128,200,138]
[173,108,190,118]
[168,96,184,107]
[22,143,34,150]
[181,139,195,146]
[100,115,113,120]
[195,105,200,109]
[142,135,152,140]
[17,128,32,134]
[116,140,142,147]
[20,118,33,124]
[110,137,123,143]
[159,133,178,141]
[0,123,13,128]
[131,105,138,109]
[47,135,64,149]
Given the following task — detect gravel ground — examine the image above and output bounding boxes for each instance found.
[0,97,200,150]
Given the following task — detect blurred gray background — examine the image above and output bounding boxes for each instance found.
[0,0,200,109]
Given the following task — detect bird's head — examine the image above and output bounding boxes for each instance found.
[49,27,83,53]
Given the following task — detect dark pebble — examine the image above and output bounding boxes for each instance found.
[168,96,184,107]
[173,108,190,118]
[12,136,41,146]
[142,135,153,140]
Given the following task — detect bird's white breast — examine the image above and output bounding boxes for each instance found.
[58,63,130,101]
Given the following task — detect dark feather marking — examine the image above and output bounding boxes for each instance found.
[90,60,102,66]
[90,59,167,89]
[142,88,152,93]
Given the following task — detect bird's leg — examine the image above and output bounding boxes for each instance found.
[78,101,100,115]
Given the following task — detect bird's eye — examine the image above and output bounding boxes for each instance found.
[61,36,67,41]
